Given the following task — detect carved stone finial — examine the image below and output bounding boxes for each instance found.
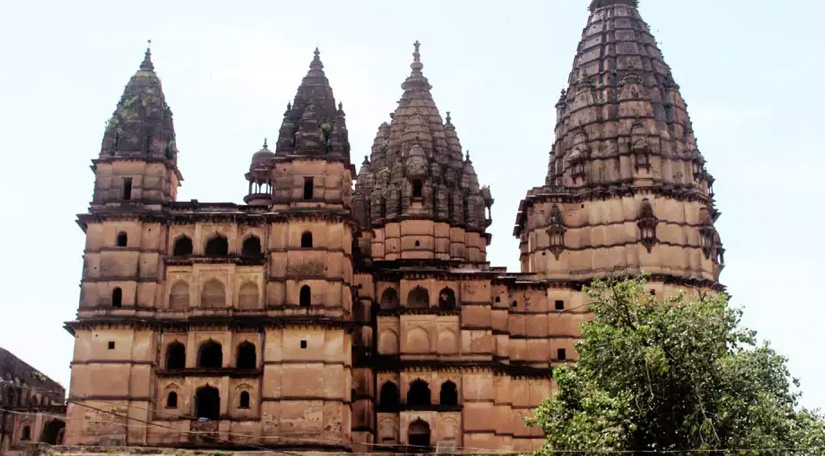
[263,138,268,149]
[310,47,324,70]
[411,40,423,72]
[446,111,452,125]
[140,40,154,72]
[465,150,471,162]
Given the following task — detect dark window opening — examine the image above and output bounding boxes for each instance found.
[166,392,178,408]
[107,341,115,350]
[166,342,186,369]
[380,382,400,409]
[116,232,128,247]
[380,288,399,310]
[40,420,65,445]
[407,287,429,309]
[241,236,262,258]
[301,232,313,248]
[122,178,133,200]
[414,240,420,247]
[300,340,307,349]
[439,381,458,406]
[205,235,229,256]
[239,391,250,409]
[557,348,567,361]
[303,178,314,200]
[408,419,431,450]
[236,342,256,369]
[173,236,193,256]
[555,300,565,310]
[495,296,501,303]
[512,300,517,308]
[112,287,122,308]
[438,287,457,310]
[650,290,656,297]
[300,285,311,308]
[195,386,220,420]
[198,340,223,369]
[407,380,431,407]
[412,180,423,198]
[21,425,31,441]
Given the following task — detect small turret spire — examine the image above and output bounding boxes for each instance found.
[140,40,154,72]
[465,150,471,162]
[446,111,452,125]
[263,138,268,149]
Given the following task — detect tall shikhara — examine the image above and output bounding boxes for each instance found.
[63,2,724,454]
[515,0,724,286]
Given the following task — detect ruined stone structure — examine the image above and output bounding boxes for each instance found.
[0,347,67,454]
[64,0,724,452]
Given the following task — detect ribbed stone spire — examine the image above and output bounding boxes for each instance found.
[274,48,350,161]
[351,42,493,234]
[99,45,177,161]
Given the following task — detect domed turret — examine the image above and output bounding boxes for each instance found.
[245,139,274,205]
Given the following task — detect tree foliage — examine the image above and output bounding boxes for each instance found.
[527,277,825,455]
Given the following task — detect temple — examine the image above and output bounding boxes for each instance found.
[64,1,723,452]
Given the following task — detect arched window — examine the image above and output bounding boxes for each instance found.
[166,391,178,408]
[166,342,186,370]
[238,282,259,309]
[198,341,223,369]
[438,287,457,310]
[301,231,313,248]
[195,386,220,420]
[407,380,431,407]
[205,235,229,256]
[202,280,226,308]
[236,342,256,369]
[408,419,431,450]
[300,285,311,308]
[440,381,458,406]
[379,382,400,409]
[407,287,429,309]
[241,236,262,258]
[169,281,190,310]
[239,391,250,409]
[303,177,314,200]
[21,425,31,441]
[412,179,423,198]
[111,287,123,308]
[380,288,399,310]
[173,236,193,256]
[116,232,128,247]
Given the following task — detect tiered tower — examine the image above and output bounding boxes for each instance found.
[515,0,724,291]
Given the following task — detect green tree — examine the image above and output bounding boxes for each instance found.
[527,276,825,455]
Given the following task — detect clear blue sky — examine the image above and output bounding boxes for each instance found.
[1,0,823,411]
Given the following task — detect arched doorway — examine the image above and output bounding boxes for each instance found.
[195,386,220,420]
[40,420,65,445]
[408,419,431,450]
[407,380,431,407]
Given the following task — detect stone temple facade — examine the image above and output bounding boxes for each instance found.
[64,0,724,452]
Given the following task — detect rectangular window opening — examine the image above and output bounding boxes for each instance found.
[122,178,133,200]
[300,340,307,349]
[108,341,115,350]
[557,348,567,361]
[303,178,314,200]
[555,300,565,311]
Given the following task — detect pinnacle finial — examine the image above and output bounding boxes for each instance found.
[363,155,369,165]
[411,40,423,72]
[263,138,268,149]
[310,47,324,70]
[446,111,452,125]
[465,150,471,162]
[140,39,154,72]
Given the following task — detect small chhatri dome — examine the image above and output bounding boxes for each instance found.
[250,138,275,170]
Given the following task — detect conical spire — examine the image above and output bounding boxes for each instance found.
[100,45,176,161]
[544,1,709,194]
[274,48,349,161]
